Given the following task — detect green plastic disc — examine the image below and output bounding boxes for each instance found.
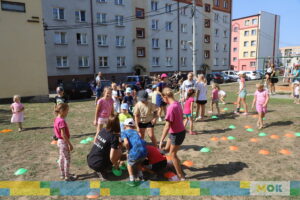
[112,168,122,176]
[227,136,236,140]
[246,128,254,132]
[229,125,236,129]
[80,139,89,144]
[14,168,28,175]
[200,147,211,153]
[258,132,267,137]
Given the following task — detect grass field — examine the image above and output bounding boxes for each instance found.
[0,81,300,199]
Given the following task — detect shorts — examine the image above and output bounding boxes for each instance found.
[127,157,146,166]
[196,100,207,105]
[96,87,102,98]
[152,160,167,173]
[87,155,112,173]
[271,77,278,84]
[184,114,192,118]
[138,122,154,129]
[156,94,167,107]
[169,130,186,146]
[294,95,299,99]
[239,89,247,98]
[97,117,109,125]
[256,104,267,113]
[212,99,219,103]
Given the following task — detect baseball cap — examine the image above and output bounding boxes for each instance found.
[152,84,158,89]
[137,90,149,102]
[161,73,168,78]
[125,87,132,93]
[124,118,135,127]
[121,103,129,110]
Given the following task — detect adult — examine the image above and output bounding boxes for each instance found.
[181,72,196,100]
[235,73,248,115]
[269,64,278,95]
[156,73,168,121]
[87,115,122,181]
[95,72,102,104]
[195,74,208,121]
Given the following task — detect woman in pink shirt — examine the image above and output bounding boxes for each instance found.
[93,87,114,141]
[183,89,197,135]
[210,83,220,115]
[252,83,269,129]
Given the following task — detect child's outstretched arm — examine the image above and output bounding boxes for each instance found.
[10,105,14,114]
[159,121,170,149]
[61,128,73,152]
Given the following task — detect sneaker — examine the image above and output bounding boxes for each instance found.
[65,174,77,181]
[60,175,65,180]
[242,112,248,116]
[96,172,107,181]
[127,181,137,187]
[208,111,213,114]
[234,111,240,115]
[195,117,202,121]
[180,177,186,181]
[138,176,145,181]
[158,117,162,122]
[18,128,22,132]
[189,131,197,135]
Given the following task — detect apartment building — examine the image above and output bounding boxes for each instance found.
[279,46,300,69]
[0,0,48,99]
[43,0,232,89]
[231,11,280,71]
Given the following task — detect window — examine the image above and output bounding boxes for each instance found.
[180,57,187,67]
[56,56,68,67]
[204,50,210,59]
[181,24,187,33]
[166,22,172,31]
[233,57,237,62]
[213,58,218,66]
[214,43,219,51]
[99,56,108,67]
[205,4,210,12]
[76,33,87,45]
[137,47,146,57]
[251,51,256,57]
[234,27,238,32]
[233,47,237,52]
[136,28,145,38]
[244,31,249,36]
[180,6,187,15]
[244,20,250,26]
[223,16,228,23]
[222,58,227,65]
[204,35,210,43]
[214,13,219,22]
[244,41,249,47]
[166,57,172,66]
[166,39,172,49]
[152,57,159,66]
[116,36,125,47]
[223,0,228,8]
[204,19,210,28]
[75,10,86,22]
[152,38,159,48]
[152,19,158,30]
[250,61,256,66]
[54,32,67,44]
[214,0,220,6]
[1,1,25,12]
[115,0,123,5]
[97,35,107,46]
[233,37,237,42]
[136,8,144,18]
[79,56,89,67]
[165,4,172,13]
[215,29,219,37]
[53,8,64,20]
[243,51,248,57]
[97,0,107,2]
[181,40,187,49]
[115,15,124,26]
[96,13,107,24]
[251,29,257,35]
[117,57,126,67]
[223,30,227,38]
[151,1,158,11]
[251,40,256,46]
[223,44,227,52]
[252,19,257,25]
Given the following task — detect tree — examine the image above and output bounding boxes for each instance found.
[132,65,146,75]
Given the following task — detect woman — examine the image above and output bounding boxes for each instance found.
[156,73,168,122]
[269,64,278,95]
[87,115,122,181]
[195,74,208,121]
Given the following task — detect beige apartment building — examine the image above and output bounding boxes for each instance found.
[0,0,48,99]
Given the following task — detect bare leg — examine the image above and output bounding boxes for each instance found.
[241,98,248,113]
[210,102,214,113]
[163,138,171,152]
[147,127,157,147]
[201,104,205,118]
[216,102,220,115]
[170,145,184,179]
[188,116,193,132]
[196,103,200,118]
[139,128,146,140]
[183,118,188,127]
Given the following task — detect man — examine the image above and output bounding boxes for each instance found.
[95,72,102,104]
[181,72,196,100]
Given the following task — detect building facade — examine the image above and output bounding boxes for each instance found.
[279,46,300,69]
[231,11,280,71]
[0,0,49,99]
[43,0,232,89]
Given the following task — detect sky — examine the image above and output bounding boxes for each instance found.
[232,0,300,47]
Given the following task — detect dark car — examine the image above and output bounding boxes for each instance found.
[206,73,225,85]
[64,81,93,99]
[125,75,152,89]
[100,80,112,93]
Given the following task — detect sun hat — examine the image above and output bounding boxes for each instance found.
[124,118,135,127]
[121,103,129,110]
[137,90,149,102]
[161,73,168,78]
[125,87,132,93]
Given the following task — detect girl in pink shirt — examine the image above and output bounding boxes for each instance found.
[252,83,269,129]
[94,87,114,141]
[183,89,197,135]
[10,95,25,132]
[210,83,220,115]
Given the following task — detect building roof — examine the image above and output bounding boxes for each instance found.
[232,14,260,21]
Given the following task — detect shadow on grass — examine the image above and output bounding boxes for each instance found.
[204,112,238,122]
[0,109,11,125]
[181,145,205,151]
[265,120,293,128]
[201,128,231,135]
[23,126,53,131]
[72,133,95,139]
[187,162,248,180]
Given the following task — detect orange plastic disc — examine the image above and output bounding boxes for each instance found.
[51,140,58,145]
[244,125,252,129]
[270,135,280,139]
[284,133,295,138]
[259,150,270,155]
[229,146,238,151]
[164,171,176,179]
[279,149,292,155]
[182,160,194,167]
[252,115,258,118]
[250,138,259,143]
[221,136,228,141]
[210,137,219,141]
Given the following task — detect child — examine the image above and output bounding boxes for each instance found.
[111,83,121,113]
[94,87,114,141]
[123,87,134,115]
[210,83,220,115]
[218,89,227,104]
[195,74,208,121]
[10,95,25,132]
[159,87,186,181]
[121,118,147,185]
[134,90,158,146]
[54,103,77,181]
[157,74,168,122]
[183,89,197,135]
[235,73,248,115]
[252,84,269,129]
[119,103,132,132]
[151,85,158,105]
[293,81,300,104]
[142,145,167,177]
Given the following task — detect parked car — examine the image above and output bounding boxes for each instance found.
[222,70,239,82]
[64,81,93,99]
[219,72,230,83]
[240,71,261,80]
[100,80,112,92]
[125,75,152,89]
[206,73,224,85]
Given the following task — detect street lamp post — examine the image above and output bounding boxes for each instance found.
[192,0,197,76]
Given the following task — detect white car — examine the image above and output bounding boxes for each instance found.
[222,70,239,82]
[239,71,261,80]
